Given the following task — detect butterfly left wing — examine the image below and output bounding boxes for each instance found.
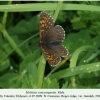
[41,45,61,66]
[40,12,54,43]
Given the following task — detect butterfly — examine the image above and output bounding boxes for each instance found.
[38,12,69,66]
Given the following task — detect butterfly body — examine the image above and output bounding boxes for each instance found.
[39,12,69,66]
[42,41,61,46]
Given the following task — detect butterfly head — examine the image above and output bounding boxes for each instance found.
[37,42,42,47]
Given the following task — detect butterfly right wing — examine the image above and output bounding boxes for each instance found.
[40,12,54,43]
[44,25,65,43]
[49,45,69,57]
[41,45,61,66]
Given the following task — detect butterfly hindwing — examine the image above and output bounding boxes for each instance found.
[41,45,61,66]
[47,45,68,57]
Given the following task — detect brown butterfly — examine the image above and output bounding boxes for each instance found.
[38,12,69,66]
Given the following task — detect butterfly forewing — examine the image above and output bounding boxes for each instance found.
[44,25,65,43]
[40,12,54,42]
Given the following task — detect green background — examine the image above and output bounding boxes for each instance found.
[0,1,100,88]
